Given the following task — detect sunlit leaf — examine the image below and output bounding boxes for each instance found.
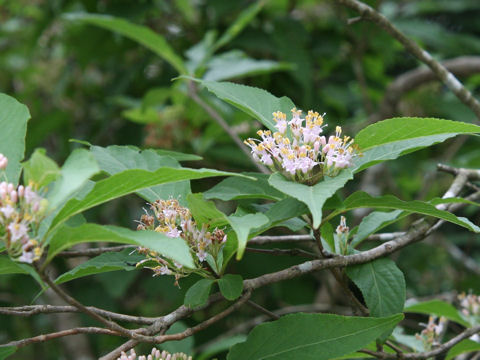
[0,94,30,185]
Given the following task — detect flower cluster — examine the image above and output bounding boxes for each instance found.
[459,293,480,326]
[244,108,360,184]
[117,348,192,360]
[0,155,47,263]
[136,199,226,282]
[415,316,446,350]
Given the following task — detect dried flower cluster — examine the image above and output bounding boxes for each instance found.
[459,293,480,326]
[415,316,446,350]
[117,348,192,360]
[136,199,226,282]
[244,108,360,184]
[0,155,47,263]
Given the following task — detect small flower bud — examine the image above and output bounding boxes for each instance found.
[0,153,8,170]
[10,190,17,203]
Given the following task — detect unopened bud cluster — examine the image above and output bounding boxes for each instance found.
[117,348,192,360]
[459,293,480,326]
[244,108,360,184]
[136,199,226,281]
[0,155,47,263]
[335,216,350,255]
[415,316,446,350]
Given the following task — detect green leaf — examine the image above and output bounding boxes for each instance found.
[22,148,60,189]
[64,13,187,74]
[320,222,335,253]
[330,191,480,233]
[122,107,160,124]
[354,117,480,172]
[187,193,229,228]
[155,149,202,161]
[46,224,195,268]
[0,346,16,359]
[191,79,295,132]
[47,148,100,210]
[259,198,308,233]
[90,145,190,204]
[204,173,286,201]
[227,313,403,360]
[55,249,145,285]
[404,299,469,327]
[446,339,480,360]
[346,258,406,317]
[228,213,269,259]
[184,278,215,308]
[0,94,30,184]
[0,255,45,289]
[218,274,243,300]
[352,210,405,247]
[204,52,292,82]
[197,335,247,360]
[49,167,246,232]
[0,255,30,275]
[213,1,265,51]
[269,170,354,229]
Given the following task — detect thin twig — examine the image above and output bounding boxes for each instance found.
[338,0,480,120]
[1,327,120,348]
[245,247,316,258]
[246,300,280,320]
[0,305,156,324]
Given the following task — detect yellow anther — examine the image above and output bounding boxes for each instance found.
[336,126,342,134]
[257,130,263,136]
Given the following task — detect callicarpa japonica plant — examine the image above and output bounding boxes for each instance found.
[2,1,480,360]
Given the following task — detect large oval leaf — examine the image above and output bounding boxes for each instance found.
[354,117,480,172]
[191,79,295,132]
[346,258,406,317]
[0,94,30,184]
[227,313,403,360]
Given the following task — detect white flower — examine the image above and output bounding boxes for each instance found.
[196,250,207,262]
[0,205,16,219]
[8,222,29,243]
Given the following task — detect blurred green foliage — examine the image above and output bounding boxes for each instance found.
[1,0,480,358]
